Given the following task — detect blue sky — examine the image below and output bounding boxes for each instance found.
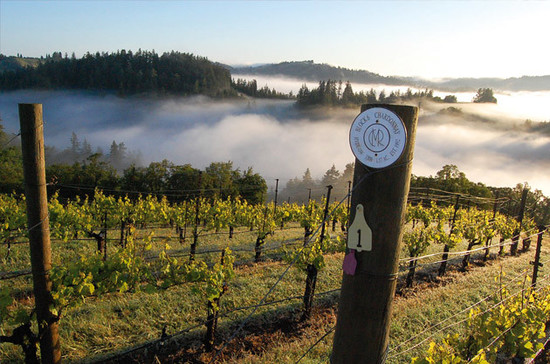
[1,0,549,79]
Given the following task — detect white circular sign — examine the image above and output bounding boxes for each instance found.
[349,107,407,169]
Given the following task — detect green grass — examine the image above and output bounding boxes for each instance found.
[1,223,547,363]
[225,238,550,364]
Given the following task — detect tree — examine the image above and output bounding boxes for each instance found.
[0,123,24,193]
[341,81,355,105]
[0,123,8,146]
[331,162,354,202]
[411,164,493,198]
[204,161,240,199]
[302,168,315,188]
[237,168,267,204]
[322,164,340,186]
[144,160,173,193]
[473,88,497,103]
[0,147,23,193]
[378,90,386,103]
[443,95,457,103]
[109,141,127,170]
[366,88,378,104]
[297,84,311,105]
[70,132,80,154]
[81,139,92,157]
[436,164,465,181]
[120,164,148,193]
[167,164,202,199]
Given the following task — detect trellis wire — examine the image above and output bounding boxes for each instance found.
[207,158,414,363]
[388,275,550,360]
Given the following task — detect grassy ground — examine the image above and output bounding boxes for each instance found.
[209,237,550,364]
[0,223,547,363]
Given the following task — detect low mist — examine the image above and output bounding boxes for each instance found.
[1,84,549,195]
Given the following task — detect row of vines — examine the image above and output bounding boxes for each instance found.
[411,274,550,363]
[0,188,540,363]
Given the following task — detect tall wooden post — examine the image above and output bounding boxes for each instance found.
[273,178,279,212]
[531,226,545,287]
[19,104,61,364]
[332,104,418,363]
[190,171,203,262]
[511,188,528,255]
[483,192,500,261]
[438,195,460,276]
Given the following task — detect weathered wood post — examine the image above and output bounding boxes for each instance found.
[19,104,62,364]
[438,195,460,276]
[511,188,528,255]
[531,226,545,287]
[483,192,500,261]
[274,178,279,213]
[332,104,418,363]
[190,171,203,262]
[302,185,332,321]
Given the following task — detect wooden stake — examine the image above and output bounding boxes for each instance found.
[19,104,61,364]
[438,195,460,276]
[531,226,545,287]
[511,188,528,255]
[332,104,418,363]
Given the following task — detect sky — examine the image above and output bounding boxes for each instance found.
[1,0,550,80]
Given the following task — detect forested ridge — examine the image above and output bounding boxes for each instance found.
[0,50,233,96]
[0,52,501,105]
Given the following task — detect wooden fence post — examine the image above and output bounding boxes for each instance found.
[511,188,528,255]
[438,195,460,276]
[274,178,279,213]
[302,185,332,321]
[531,226,545,287]
[19,104,61,364]
[483,192,499,261]
[190,171,203,262]
[332,104,418,363]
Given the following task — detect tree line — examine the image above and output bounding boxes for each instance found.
[0,50,234,96]
[295,80,500,107]
[296,80,460,107]
[231,78,293,99]
[281,162,549,227]
[279,164,354,203]
[0,124,266,203]
[412,164,548,225]
[0,51,499,106]
[2,118,547,224]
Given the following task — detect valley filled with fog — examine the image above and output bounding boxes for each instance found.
[1,77,549,195]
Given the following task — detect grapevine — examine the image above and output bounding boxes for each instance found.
[411,276,550,363]
[0,188,536,362]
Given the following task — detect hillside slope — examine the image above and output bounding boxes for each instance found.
[231,61,550,92]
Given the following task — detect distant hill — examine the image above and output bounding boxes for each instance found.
[230,61,412,86]
[433,75,550,92]
[231,61,550,92]
[0,55,42,73]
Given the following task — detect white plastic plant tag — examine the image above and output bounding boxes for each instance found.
[347,204,372,252]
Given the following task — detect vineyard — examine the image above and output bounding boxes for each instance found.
[1,184,549,363]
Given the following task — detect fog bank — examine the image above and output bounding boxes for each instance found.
[1,89,549,195]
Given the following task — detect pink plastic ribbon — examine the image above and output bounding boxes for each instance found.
[343,249,357,276]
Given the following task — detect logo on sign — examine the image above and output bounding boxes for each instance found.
[365,123,390,153]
